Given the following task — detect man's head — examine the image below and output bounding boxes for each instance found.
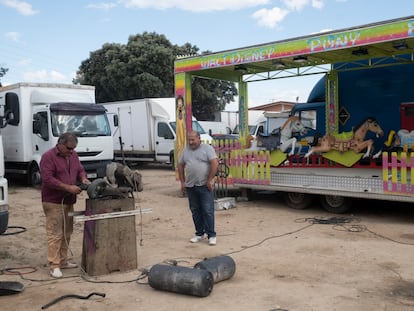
[188,130,201,150]
[57,132,78,156]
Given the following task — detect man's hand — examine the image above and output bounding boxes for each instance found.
[180,181,187,193]
[66,184,82,195]
[207,179,214,192]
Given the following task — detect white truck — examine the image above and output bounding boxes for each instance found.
[102,98,177,167]
[153,97,213,143]
[0,94,10,234]
[0,83,114,186]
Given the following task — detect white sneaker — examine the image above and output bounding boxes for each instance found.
[208,237,217,246]
[190,235,203,243]
[50,268,63,278]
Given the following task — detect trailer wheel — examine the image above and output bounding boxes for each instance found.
[283,192,312,209]
[320,195,352,214]
[28,162,41,187]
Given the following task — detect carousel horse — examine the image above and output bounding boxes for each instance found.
[305,117,384,158]
[279,116,307,156]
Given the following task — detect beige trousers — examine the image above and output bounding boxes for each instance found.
[42,202,74,269]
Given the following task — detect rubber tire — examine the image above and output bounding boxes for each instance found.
[170,153,175,171]
[28,162,41,187]
[283,192,312,209]
[320,195,352,214]
[87,178,108,199]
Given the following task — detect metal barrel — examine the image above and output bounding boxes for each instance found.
[148,264,214,297]
[194,255,236,283]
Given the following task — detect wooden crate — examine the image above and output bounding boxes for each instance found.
[81,197,137,276]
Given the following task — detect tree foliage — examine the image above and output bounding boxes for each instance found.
[0,67,8,87]
[75,32,237,119]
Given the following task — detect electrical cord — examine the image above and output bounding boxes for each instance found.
[297,216,414,245]
[0,226,27,236]
[0,266,78,282]
[223,222,315,256]
[41,292,106,310]
[61,194,74,258]
[79,268,149,284]
[295,216,356,225]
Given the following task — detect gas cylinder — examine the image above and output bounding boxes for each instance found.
[148,264,214,297]
[194,255,236,283]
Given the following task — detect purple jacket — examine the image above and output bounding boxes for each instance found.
[40,146,87,204]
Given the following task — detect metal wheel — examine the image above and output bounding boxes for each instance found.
[283,192,312,209]
[320,195,352,214]
[28,162,41,187]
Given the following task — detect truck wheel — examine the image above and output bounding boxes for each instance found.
[283,192,312,209]
[28,163,41,187]
[170,153,175,170]
[320,195,352,214]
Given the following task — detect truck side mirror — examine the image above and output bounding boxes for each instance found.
[113,114,119,127]
[3,92,20,127]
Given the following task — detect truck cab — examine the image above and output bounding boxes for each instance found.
[0,83,113,186]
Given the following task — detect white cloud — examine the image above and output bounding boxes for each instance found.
[23,70,47,81]
[119,0,270,12]
[252,7,289,28]
[2,0,39,16]
[23,70,67,82]
[50,70,67,81]
[281,0,324,10]
[312,0,324,9]
[282,0,309,11]
[5,31,21,42]
[86,2,117,10]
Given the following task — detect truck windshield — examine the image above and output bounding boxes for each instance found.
[51,113,111,137]
[233,125,256,135]
[169,121,207,134]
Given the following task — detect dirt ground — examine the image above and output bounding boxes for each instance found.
[1,164,414,311]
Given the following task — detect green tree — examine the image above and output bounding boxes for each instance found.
[75,32,237,118]
[0,67,9,86]
[191,77,238,120]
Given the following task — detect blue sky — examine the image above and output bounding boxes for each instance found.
[0,0,412,111]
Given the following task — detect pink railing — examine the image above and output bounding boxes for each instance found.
[382,151,414,195]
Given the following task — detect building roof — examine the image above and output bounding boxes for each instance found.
[248,101,295,112]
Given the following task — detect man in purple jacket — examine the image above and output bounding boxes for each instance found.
[40,132,90,278]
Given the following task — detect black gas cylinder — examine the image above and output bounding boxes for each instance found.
[148,264,214,297]
[194,255,236,283]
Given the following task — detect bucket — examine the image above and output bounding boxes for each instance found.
[194,255,236,283]
[148,264,214,297]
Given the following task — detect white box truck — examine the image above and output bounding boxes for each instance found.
[152,98,213,143]
[0,93,10,233]
[0,82,114,186]
[102,98,177,167]
[198,121,232,136]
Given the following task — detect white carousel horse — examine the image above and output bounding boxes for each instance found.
[279,116,307,156]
